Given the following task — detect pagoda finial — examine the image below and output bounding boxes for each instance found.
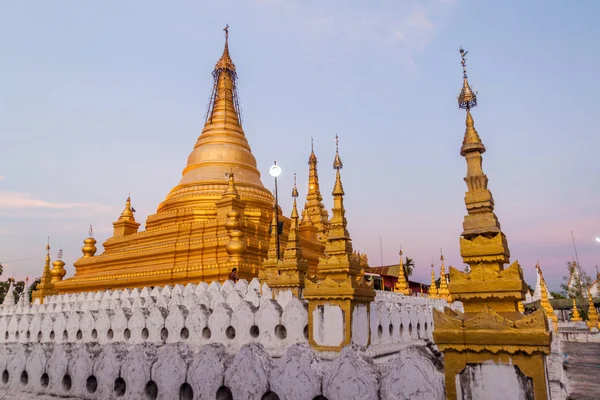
[82,225,98,258]
[119,195,135,220]
[205,25,241,126]
[222,169,240,199]
[333,134,343,170]
[292,173,298,198]
[215,24,235,71]
[458,47,477,110]
[305,138,329,242]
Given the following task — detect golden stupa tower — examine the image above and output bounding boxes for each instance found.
[433,48,551,399]
[305,138,330,243]
[38,27,326,295]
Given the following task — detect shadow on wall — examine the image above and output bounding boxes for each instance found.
[216,386,327,399]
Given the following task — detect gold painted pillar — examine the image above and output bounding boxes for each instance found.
[433,48,550,400]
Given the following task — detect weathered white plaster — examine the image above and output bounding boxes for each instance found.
[313,304,344,347]
[351,304,369,346]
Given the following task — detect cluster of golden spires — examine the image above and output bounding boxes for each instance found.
[33,27,371,303]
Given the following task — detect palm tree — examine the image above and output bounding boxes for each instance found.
[403,257,416,278]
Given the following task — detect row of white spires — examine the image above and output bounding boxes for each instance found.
[0,278,463,353]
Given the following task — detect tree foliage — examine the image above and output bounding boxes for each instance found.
[560,261,593,298]
[0,278,25,304]
[403,257,415,278]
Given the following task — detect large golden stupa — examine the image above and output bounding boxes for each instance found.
[35,28,333,295]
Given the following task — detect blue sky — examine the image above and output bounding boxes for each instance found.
[0,1,598,291]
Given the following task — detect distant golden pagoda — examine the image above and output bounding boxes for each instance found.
[393,249,411,295]
[433,48,551,399]
[37,27,326,295]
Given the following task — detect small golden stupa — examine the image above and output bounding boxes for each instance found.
[35,26,328,295]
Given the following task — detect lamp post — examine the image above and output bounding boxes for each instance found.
[269,161,282,260]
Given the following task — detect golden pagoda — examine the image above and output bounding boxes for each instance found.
[537,263,559,331]
[586,290,599,330]
[31,240,55,303]
[394,249,411,295]
[305,138,330,243]
[428,263,438,298]
[35,27,326,296]
[571,297,582,322]
[437,252,451,302]
[432,48,551,399]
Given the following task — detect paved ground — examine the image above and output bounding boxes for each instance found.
[563,341,600,400]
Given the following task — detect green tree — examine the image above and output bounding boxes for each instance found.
[0,278,25,304]
[561,261,593,298]
[403,257,416,278]
[550,291,566,299]
[28,278,41,303]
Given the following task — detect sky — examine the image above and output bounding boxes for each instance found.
[0,1,598,292]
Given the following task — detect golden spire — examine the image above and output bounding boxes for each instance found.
[333,134,343,170]
[119,196,135,221]
[457,48,508,269]
[267,203,279,260]
[156,26,273,219]
[571,297,582,322]
[41,239,52,285]
[429,263,438,298]
[438,251,451,301]
[282,174,303,261]
[113,195,140,237]
[305,138,329,242]
[537,263,558,332]
[586,290,599,330]
[458,48,478,111]
[394,249,411,295]
[81,225,97,258]
[215,24,235,72]
[326,135,352,257]
[222,170,240,199]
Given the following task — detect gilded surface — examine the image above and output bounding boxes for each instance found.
[39,31,325,294]
[433,48,550,399]
[303,138,375,351]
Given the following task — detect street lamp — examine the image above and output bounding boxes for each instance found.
[269,161,282,260]
[595,236,600,243]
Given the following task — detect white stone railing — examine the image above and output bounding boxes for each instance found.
[0,342,445,400]
[0,280,462,354]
